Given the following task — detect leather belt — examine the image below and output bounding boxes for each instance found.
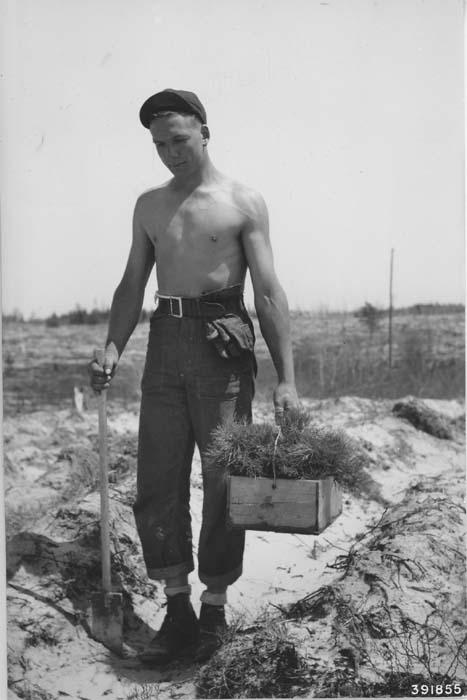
[155,292,243,318]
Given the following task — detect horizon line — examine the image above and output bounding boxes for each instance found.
[2,300,465,322]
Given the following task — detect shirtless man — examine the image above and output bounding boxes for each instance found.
[90,89,298,664]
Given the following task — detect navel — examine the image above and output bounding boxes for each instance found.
[210,235,218,242]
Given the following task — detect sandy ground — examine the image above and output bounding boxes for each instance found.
[4,396,465,699]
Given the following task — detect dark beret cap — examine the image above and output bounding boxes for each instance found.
[139,89,207,129]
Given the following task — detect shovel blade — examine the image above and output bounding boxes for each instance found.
[90,591,123,654]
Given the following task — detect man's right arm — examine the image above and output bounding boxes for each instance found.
[90,197,155,390]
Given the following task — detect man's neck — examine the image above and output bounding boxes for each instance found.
[171,156,219,193]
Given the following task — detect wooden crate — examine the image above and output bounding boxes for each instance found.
[227,475,342,534]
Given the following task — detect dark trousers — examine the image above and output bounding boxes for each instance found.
[133,306,255,588]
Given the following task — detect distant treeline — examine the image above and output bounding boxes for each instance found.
[2,301,464,326]
[387,302,465,316]
[263,302,465,320]
[46,306,153,327]
[2,305,151,327]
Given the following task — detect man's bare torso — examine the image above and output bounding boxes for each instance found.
[137,175,255,297]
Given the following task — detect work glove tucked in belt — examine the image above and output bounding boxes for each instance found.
[205,314,255,359]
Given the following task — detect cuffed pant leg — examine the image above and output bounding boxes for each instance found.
[134,374,195,580]
[189,361,254,588]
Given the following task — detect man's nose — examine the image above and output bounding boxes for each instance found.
[167,144,181,159]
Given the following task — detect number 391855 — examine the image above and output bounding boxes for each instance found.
[411,684,463,696]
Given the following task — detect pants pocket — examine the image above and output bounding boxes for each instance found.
[195,373,243,400]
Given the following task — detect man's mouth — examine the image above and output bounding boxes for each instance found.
[171,162,186,169]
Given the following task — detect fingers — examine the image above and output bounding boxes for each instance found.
[273,385,300,425]
[274,405,284,425]
[88,362,111,392]
[274,401,294,425]
[89,349,116,393]
[103,359,115,375]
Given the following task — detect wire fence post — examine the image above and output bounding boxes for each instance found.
[389,248,394,368]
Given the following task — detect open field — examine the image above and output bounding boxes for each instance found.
[2,308,464,414]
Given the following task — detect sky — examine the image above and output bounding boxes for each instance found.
[0,0,464,317]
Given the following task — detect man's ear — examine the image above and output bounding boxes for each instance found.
[201,124,210,144]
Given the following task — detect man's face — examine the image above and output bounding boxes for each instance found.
[149,113,205,177]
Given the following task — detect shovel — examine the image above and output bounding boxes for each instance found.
[90,353,123,654]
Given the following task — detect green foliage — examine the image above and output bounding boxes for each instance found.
[207,407,378,497]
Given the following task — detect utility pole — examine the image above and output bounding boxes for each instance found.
[388,248,394,368]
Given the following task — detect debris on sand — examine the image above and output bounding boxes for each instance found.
[5,398,465,699]
[6,486,161,699]
[196,617,312,699]
[392,397,454,439]
[197,470,466,698]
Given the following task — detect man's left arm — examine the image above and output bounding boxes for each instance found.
[240,190,299,421]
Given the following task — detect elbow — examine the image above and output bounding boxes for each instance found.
[255,292,275,316]
[254,283,287,315]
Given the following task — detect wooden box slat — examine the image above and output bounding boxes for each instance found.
[227,475,342,534]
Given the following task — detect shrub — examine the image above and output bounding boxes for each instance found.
[354,302,384,335]
[2,309,24,323]
[196,617,310,698]
[45,313,60,328]
[67,305,89,324]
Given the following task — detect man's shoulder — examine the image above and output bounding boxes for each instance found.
[223,178,267,221]
[135,182,172,210]
[226,178,264,204]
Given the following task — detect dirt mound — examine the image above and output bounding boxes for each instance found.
[197,470,466,697]
[6,475,162,699]
[4,407,138,538]
[301,476,466,695]
[392,396,457,439]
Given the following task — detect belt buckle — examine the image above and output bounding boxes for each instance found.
[170,296,183,318]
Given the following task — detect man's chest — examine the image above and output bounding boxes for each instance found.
[145,194,246,249]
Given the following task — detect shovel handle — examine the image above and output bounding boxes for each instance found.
[96,349,112,593]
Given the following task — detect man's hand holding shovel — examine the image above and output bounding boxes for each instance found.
[89,342,119,392]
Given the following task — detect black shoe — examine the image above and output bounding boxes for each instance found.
[139,593,199,666]
[195,603,227,662]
